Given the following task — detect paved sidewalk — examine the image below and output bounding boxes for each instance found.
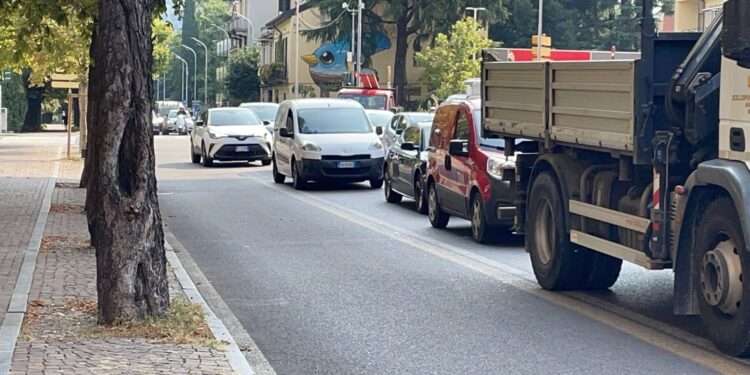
[0,134,238,374]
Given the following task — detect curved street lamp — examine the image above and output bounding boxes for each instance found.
[181,44,198,105]
[173,53,189,103]
[191,37,209,108]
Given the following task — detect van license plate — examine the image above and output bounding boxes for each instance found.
[236,146,249,152]
[337,161,356,168]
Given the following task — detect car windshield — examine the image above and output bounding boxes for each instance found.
[338,94,386,110]
[407,113,434,123]
[473,110,505,149]
[366,111,394,127]
[210,109,261,126]
[168,110,178,118]
[298,107,372,134]
[241,105,278,121]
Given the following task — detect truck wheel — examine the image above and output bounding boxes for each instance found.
[384,169,402,203]
[694,196,750,357]
[582,253,622,290]
[427,182,450,229]
[527,171,587,290]
[470,193,493,244]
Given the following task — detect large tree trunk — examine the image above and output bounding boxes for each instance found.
[85,0,169,324]
[393,16,409,107]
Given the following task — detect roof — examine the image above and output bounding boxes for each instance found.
[265,3,315,28]
[338,88,393,95]
[239,102,280,108]
[283,98,365,110]
[209,107,255,112]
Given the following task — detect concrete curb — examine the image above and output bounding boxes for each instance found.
[165,241,256,375]
[0,147,62,375]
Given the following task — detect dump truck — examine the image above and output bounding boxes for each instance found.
[481,0,750,356]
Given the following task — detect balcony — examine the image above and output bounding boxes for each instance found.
[260,63,288,86]
[215,39,231,55]
[229,17,249,36]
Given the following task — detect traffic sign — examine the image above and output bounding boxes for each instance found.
[2,70,10,81]
[51,81,80,89]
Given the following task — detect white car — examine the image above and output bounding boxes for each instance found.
[190,108,272,167]
[239,102,280,135]
[271,99,385,190]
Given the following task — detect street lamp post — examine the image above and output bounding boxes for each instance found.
[191,37,209,108]
[173,53,189,104]
[356,0,364,86]
[211,23,231,104]
[181,44,198,106]
[537,0,543,61]
[465,7,487,61]
[342,3,356,67]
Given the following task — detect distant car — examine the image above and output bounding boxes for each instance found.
[425,98,516,244]
[239,102,280,135]
[383,112,435,152]
[190,108,272,167]
[383,121,432,214]
[271,98,385,190]
[164,109,193,135]
[365,109,395,131]
[152,111,165,135]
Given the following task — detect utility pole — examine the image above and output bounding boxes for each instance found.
[192,37,209,108]
[343,2,356,83]
[295,0,300,97]
[181,44,198,106]
[356,0,363,86]
[537,0,543,61]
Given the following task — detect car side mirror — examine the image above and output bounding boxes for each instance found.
[395,128,404,135]
[449,139,469,157]
[401,142,416,151]
[279,128,293,138]
[375,126,383,136]
[263,120,271,125]
[195,120,204,127]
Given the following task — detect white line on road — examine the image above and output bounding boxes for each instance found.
[245,174,750,375]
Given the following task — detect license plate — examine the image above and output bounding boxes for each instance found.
[236,146,249,152]
[337,161,356,168]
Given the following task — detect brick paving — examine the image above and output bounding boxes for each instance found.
[0,134,61,327]
[1,134,235,374]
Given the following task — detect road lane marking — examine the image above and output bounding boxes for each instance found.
[245,174,750,374]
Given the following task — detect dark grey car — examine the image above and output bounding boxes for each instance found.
[383,122,432,214]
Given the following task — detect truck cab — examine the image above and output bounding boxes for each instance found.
[336,88,396,111]
[425,99,516,243]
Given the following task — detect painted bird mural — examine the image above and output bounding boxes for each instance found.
[302,32,392,86]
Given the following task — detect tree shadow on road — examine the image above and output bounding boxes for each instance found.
[158,162,266,170]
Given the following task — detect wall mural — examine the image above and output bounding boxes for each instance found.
[302,32,391,88]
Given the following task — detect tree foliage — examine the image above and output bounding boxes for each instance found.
[415,18,491,99]
[153,17,174,78]
[224,47,261,104]
[307,0,505,104]
[490,0,673,51]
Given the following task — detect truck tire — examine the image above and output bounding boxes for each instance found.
[582,253,622,290]
[527,171,587,290]
[694,196,750,357]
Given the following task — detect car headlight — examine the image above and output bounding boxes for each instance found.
[208,130,227,139]
[301,142,321,152]
[487,156,515,180]
[369,139,384,151]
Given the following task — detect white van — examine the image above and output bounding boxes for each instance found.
[271,99,385,190]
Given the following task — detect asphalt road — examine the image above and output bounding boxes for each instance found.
[155,135,750,374]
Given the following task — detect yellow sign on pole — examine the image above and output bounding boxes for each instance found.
[51,81,80,89]
[51,73,78,81]
[531,34,552,47]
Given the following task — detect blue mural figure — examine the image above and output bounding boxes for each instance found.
[302,32,391,86]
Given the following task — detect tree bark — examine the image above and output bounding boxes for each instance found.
[85,0,169,324]
[393,15,409,107]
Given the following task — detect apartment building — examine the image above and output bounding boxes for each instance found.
[674,0,725,31]
[259,0,427,104]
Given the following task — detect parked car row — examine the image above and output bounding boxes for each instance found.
[184,98,514,245]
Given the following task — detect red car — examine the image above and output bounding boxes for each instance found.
[425,99,516,243]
